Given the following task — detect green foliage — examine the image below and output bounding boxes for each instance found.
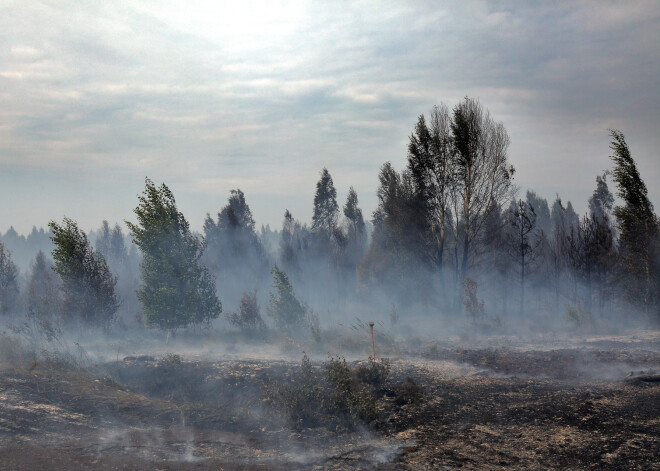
[0,241,19,315]
[49,218,119,328]
[354,357,391,387]
[263,354,379,430]
[325,356,378,423]
[27,251,59,321]
[609,130,658,314]
[225,289,265,332]
[343,187,366,239]
[203,188,267,278]
[359,162,427,300]
[126,178,222,330]
[311,168,339,237]
[267,265,307,332]
[342,187,367,270]
[164,352,182,367]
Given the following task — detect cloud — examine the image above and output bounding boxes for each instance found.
[0,0,658,234]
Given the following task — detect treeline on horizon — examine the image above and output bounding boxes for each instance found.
[0,97,658,337]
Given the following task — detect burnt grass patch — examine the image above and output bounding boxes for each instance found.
[0,341,659,470]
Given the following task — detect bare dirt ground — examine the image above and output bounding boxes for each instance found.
[0,331,659,470]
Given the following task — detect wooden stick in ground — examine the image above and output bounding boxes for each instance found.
[369,321,376,361]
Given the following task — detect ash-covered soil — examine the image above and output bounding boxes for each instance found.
[0,333,659,470]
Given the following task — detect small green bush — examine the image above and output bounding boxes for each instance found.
[164,352,182,366]
[354,357,391,388]
[264,353,380,430]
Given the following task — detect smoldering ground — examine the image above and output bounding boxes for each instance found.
[0,318,658,470]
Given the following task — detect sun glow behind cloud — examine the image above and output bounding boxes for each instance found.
[141,0,308,40]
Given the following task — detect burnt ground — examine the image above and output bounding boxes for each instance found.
[0,334,659,470]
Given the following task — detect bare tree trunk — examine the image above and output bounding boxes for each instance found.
[520,253,525,314]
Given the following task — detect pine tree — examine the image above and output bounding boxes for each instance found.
[267,265,307,332]
[311,168,339,252]
[588,173,614,224]
[359,162,427,301]
[126,178,221,331]
[225,289,265,332]
[342,187,367,270]
[506,200,540,313]
[96,220,112,259]
[0,241,19,315]
[587,175,616,314]
[609,130,658,315]
[407,105,454,273]
[204,189,264,270]
[549,196,572,309]
[27,251,59,321]
[109,224,128,264]
[526,191,551,235]
[49,218,119,328]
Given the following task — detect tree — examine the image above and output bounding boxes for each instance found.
[96,221,129,272]
[49,217,119,328]
[267,265,307,332]
[342,187,367,271]
[204,189,263,266]
[126,178,221,331]
[586,175,616,314]
[548,196,573,309]
[506,200,540,313]
[526,191,551,235]
[609,130,658,315]
[27,251,59,321]
[0,241,19,315]
[567,213,615,314]
[96,220,112,259]
[203,189,268,308]
[477,201,511,313]
[589,173,614,224]
[225,289,265,332]
[359,162,424,299]
[407,105,455,274]
[462,277,485,327]
[109,224,128,264]
[450,97,515,284]
[311,168,339,252]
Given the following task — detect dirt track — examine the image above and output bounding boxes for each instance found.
[0,335,659,470]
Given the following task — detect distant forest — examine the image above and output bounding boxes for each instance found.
[1,98,658,335]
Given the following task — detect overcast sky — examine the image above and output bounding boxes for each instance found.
[1,0,658,235]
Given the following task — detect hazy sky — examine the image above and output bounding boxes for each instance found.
[1,0,658,235]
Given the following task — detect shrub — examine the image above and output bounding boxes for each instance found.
[225,290,266,333]
[0,242,19,315]
[395,376,421,405]
[462,277,485,325]
[264,353,379,430]
[164,352,182,367]
[354,357,391,388]
[564,301,594,328]
[267,265,307,333]
[325,356,377,424]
